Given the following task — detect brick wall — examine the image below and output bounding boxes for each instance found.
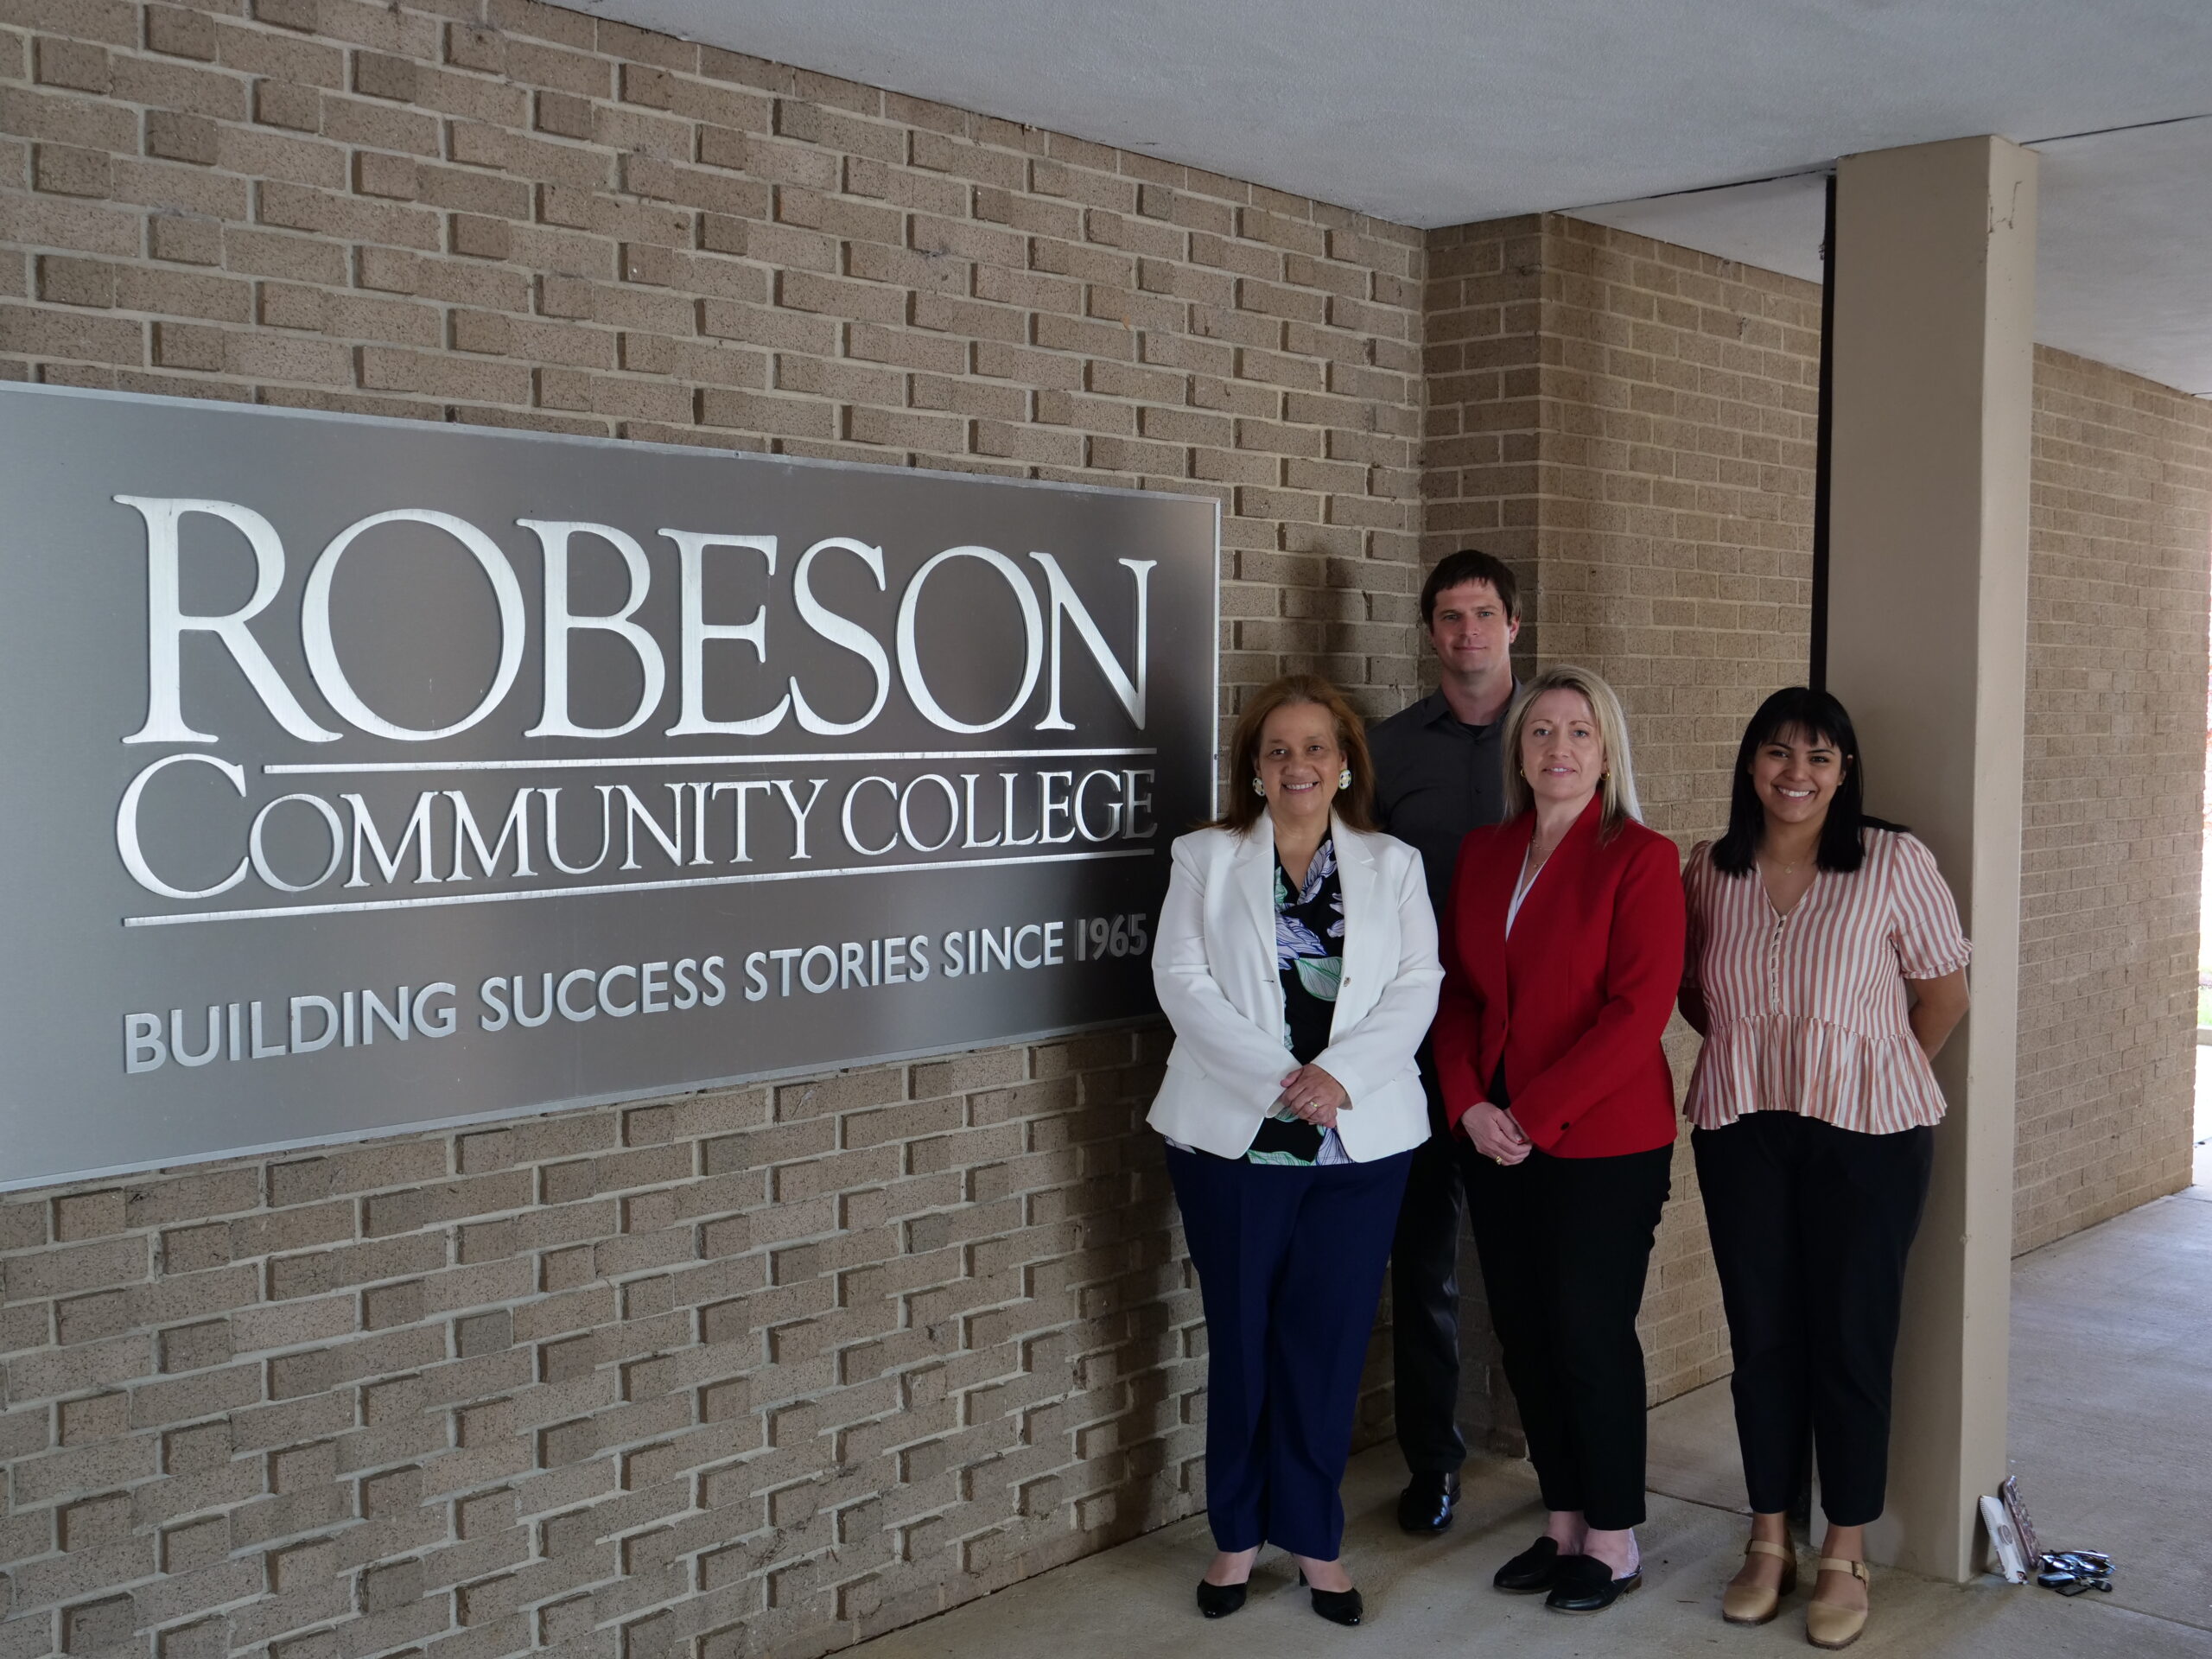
[1,1046,1197,1659]
[1419,214,1544,663]
[1419,219,2210,1402]
[3,2,2208,1649]
[0,6,1423,1657]
[2014,345,2212,1250]
[1422,212,1821,1414]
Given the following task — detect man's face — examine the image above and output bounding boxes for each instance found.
[1427,579,1517,678]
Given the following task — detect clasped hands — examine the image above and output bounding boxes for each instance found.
[1274,1063,1349,1128]
[1462,1100,1531,1165]
[1270,1067,1528,1161]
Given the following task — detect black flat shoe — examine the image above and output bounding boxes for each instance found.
[1544,1552,1641,1614]
[1397,1470,1463,1535]
[1492,1535,1561,1593]
[1194,1578,1248,1618]
[1298,1570,1364,1626]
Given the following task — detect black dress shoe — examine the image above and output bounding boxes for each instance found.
[1544,1552,1642,1613]
[1396,1470,1463,1535]
[1194,1578,1248,1618]
[1297,1570,1363,1626]
[1492,1535,1560,1593]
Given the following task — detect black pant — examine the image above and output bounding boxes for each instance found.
[1694,1112,1934,1528]
[1389,1050,1470,1476]
[1461,1140,1672,1531]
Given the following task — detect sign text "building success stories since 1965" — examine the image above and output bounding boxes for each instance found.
[0,386,1216,1185]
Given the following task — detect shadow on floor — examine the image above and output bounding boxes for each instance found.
[850,1191,2212,1657]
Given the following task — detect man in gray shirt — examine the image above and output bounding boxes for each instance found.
[1368,547,1521,1535]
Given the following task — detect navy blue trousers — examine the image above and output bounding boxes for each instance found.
[1166,1144,1413,1559]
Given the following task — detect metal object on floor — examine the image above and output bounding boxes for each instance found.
[2034,1550,2115,1596]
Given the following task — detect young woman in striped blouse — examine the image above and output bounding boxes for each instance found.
[1679,688,1970,1652]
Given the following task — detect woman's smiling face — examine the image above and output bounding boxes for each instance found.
[1749,722,1845,830]
[1519,688,1604,810]
[1255,701,1344,827]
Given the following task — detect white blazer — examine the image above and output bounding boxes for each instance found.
[1148,816,1444,1161]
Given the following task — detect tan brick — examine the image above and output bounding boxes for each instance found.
[157,1319,232,1372]
[62,1595,137,1651]
[35,38,111,93]
[353,50,416,102]
[2009,343,2210,1251]
[444,20,503,73]
[353,149,416,200]
[58,1392,129,1445]
[113,264,249,321]
[530,87,589,139]
[49,1188,125,1239]
[162,1513,230,1573]
[145,108,219,165]
[251,79,321,131]
[31,141,110,197]
[55,1287,127,1343]
[0,14,1440,1657]
[139,209,213,263]
[450,211,511,260]
[145,3,215,60]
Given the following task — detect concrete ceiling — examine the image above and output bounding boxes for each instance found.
[552,0,2212,396]
[1574,118,2212,395]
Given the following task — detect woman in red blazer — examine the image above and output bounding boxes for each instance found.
[1432,664,1685,1617]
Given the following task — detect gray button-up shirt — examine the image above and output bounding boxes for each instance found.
[1368,687,1517,918]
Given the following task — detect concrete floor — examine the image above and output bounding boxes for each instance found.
[850,1186,2212,1657]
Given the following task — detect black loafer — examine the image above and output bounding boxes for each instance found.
[1298,1571,1363,1626]
[1194,1578,1247,1618]
[1397,1470,1463,1535]
[1544,1552,1641,1613]
[1492,1535,1561,1593]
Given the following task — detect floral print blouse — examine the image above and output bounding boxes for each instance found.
[1245,837,1346,1166]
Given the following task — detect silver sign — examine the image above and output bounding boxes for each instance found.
[0,385,1218,1188]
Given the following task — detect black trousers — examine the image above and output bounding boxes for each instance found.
[1461,1139,1672,1531]
[1389,1048,1470,1476]
[1693,1112,1934,1528]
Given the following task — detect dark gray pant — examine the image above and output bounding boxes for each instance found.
[1389,1056,1469,1478]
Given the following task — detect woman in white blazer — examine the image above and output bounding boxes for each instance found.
[1152,673,1443,1628]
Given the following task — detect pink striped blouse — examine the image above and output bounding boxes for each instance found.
[1681,830,1971,1135]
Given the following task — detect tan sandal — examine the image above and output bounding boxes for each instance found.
[1806,1556,1870,1650]
[1722,1538,1798,1626]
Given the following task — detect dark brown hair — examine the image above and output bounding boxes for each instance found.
[1210,674,1378,834]
[1421,548,1520,626]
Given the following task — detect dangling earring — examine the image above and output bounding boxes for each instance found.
[1337,768,1351,791]
[1250,776,1266,798]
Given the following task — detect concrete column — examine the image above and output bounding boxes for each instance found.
[1823,136,2036,1581]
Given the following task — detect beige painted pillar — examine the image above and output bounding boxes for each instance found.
[1824,135,2037,1583]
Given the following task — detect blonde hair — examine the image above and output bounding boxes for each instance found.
[1502,664,1643,839]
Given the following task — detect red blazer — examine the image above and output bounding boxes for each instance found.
[1433,798,1685,1158]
